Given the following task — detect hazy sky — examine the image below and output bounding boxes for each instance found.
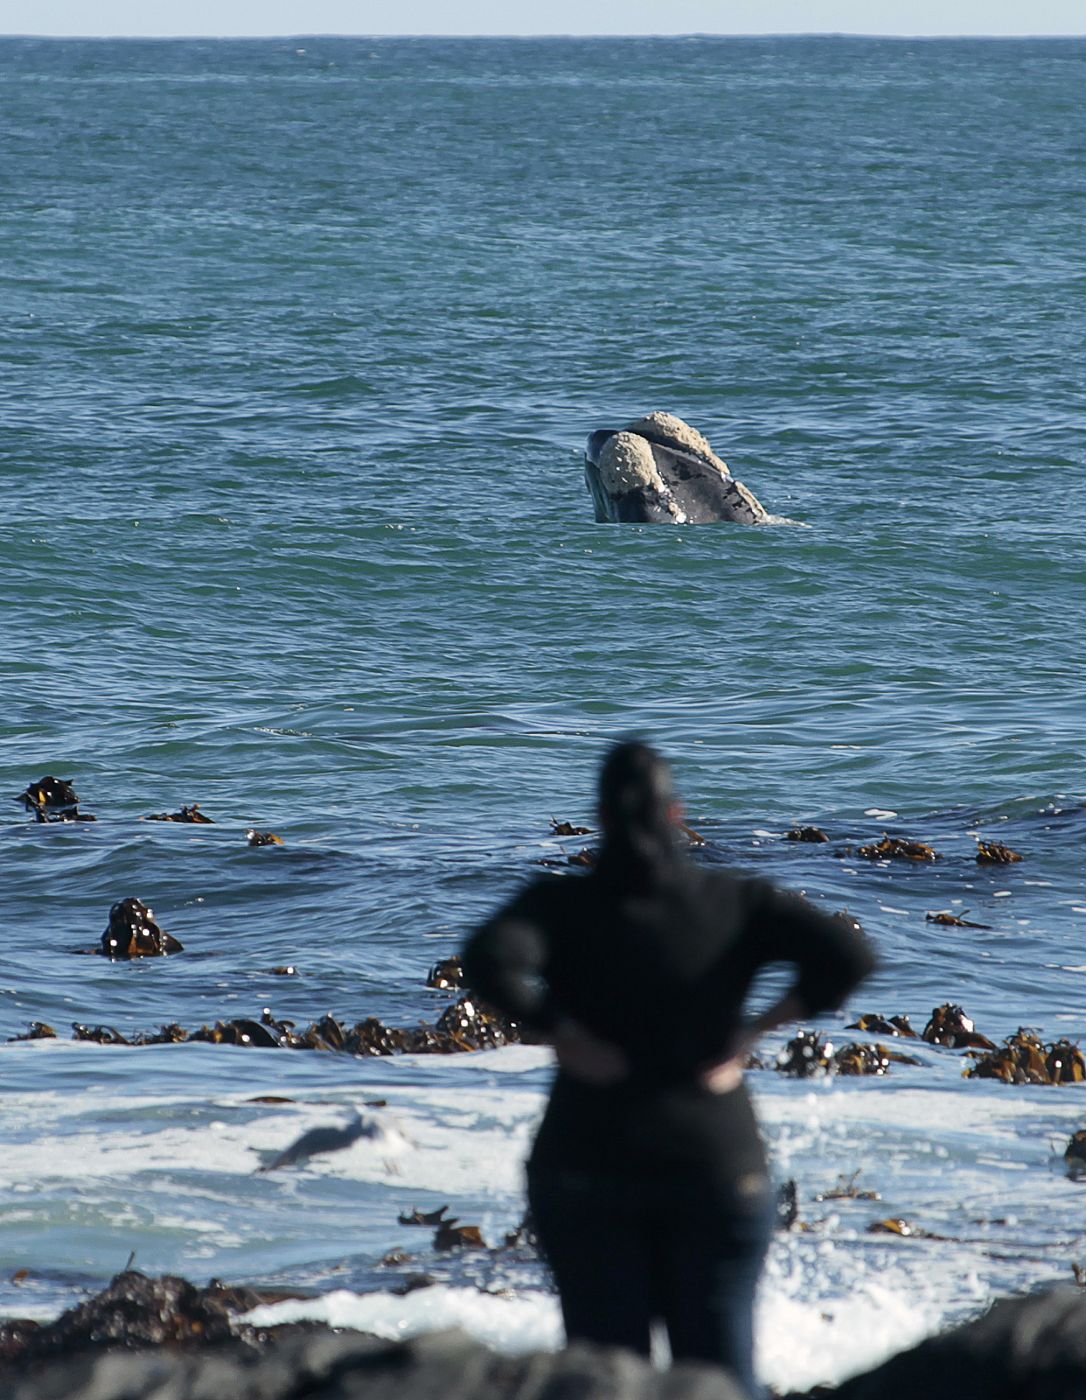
[5,2,1085,37]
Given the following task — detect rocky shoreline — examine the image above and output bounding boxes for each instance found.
[2,1270,1084,1400]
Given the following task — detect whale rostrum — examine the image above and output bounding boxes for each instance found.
[585,411,770,524]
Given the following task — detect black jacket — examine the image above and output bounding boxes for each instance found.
[463,852,875,1188]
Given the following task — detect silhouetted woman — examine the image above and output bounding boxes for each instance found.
[463,741,874,1398]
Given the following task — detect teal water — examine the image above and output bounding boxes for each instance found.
[1,36,1084,1389]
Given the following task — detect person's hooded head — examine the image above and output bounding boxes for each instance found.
[597,740,681,883]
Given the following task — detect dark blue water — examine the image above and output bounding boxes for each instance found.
[1,36,1084,1390]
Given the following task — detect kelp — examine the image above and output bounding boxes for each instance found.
[246,829,284,846]
[922,1003,996,1050]
[966,1030,1086,1085]
[434,1220,487,1251]
[0,1269,311,1365]
[396,1205,504,1252]
[399,1206,451,1226]
[677,820,707,846]
[15,776,79,811]
[857,834,939,862]
[72,1023,129,1044]
[426,955,465,990]
[785,826,829,843]
[815,1171,881,1202]
[776,1030,833,1076]
[143,804,214,823]
[33,804,96,823]
[847,1013,919,1038]
[976,840,1023,864]
[22,995,521,1058]
[867,1217,942,1239]
[100,897,184,959]
[925,910,991,928]
[9,1021,56,1041]
[1066,1132,1086,1179]
[776,1031,909,1077]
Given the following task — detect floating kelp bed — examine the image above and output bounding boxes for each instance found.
[4,775,1068,1087]
[8,993,520,1057]
[11,991,1082,1088]
[966,1030,1086,1085]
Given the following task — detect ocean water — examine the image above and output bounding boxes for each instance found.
[1,34,1084,1392]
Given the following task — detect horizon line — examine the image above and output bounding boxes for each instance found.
[3,30,1086,41]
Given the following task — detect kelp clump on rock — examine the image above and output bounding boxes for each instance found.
[0,1269,304,1367]
[776,1031,911,1078]
[847,1013,919,1038]
[15,774,95,822]
[15,775,79,812]
[101,898,184,959]
[922,1003,996,1050]
[11,998,520,1059]
[857,834,939,862]
[976,840,1023,864]
[966,1030,1085,1085]
[785,825,829,843]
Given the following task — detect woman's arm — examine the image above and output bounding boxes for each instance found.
[550,1017,629,1086]
[698,991,806,1093]
[462,896,629,1085]
[697,888,875,1096]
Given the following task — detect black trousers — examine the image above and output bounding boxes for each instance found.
[528,1166,773,1399]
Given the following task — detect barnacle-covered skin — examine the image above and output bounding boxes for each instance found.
[627,411,729,475]
[584,412,771,524]
[596,432,686,522]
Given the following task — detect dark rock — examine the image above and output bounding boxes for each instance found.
[0,1319,40,1363]
[6,1270,238,1362]
[6,1273,1086,1400]
[832,1288,1086,1400]
[3,1326,747,1400]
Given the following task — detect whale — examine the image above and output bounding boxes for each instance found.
[584,412,770,524]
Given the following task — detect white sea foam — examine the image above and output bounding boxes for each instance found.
[3,1043,1084,1389]
[242,1285,562,1354]
[237,1250,950,1391]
